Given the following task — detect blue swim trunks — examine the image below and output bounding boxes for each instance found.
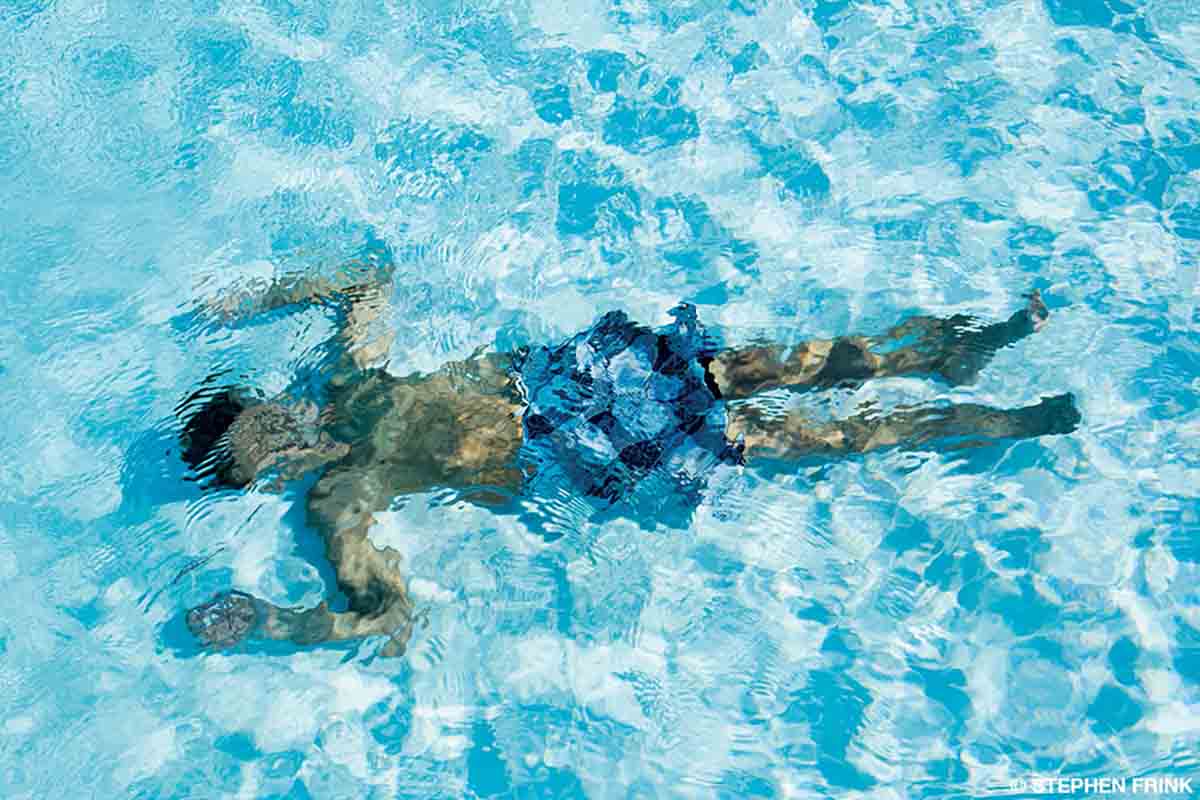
[514,304,744,516]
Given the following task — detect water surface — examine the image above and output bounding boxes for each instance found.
[2,0,1199,797]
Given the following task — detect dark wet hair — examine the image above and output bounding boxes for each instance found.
[177,385,252,489]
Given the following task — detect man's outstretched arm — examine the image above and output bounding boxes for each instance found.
[198,239,394,322]
[193,245,397,377]
[186,505,416,657]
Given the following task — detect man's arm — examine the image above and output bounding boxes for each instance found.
[193,247,397,377]
[187,474,416,657]
[200,254,393,322]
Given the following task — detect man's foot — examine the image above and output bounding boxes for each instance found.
[934,290,1050,385]
[186,590,259,649]
[1024,288,1050,332]
[1013,392,1082,437]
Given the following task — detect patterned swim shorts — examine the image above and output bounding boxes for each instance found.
[514,304,744,515]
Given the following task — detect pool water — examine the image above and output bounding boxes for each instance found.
[2,0,1200,797]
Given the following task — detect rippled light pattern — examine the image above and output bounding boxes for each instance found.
[2,0,1199,797]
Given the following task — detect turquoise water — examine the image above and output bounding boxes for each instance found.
[2,0,1200,796]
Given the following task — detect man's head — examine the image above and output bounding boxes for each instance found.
[179,385,347,489]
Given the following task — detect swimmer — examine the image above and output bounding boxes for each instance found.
[178,260,1079,656]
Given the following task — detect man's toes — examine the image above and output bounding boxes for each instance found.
[1025,289,1049,331]
[186,590,258,649]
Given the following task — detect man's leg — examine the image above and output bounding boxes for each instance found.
[725,392,1080,460]
[708,291,1049,399]
[187,465,415,657]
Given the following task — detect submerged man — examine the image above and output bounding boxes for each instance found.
[179,262,1080,656]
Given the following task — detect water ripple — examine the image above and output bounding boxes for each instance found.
[3,0,1200,796]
